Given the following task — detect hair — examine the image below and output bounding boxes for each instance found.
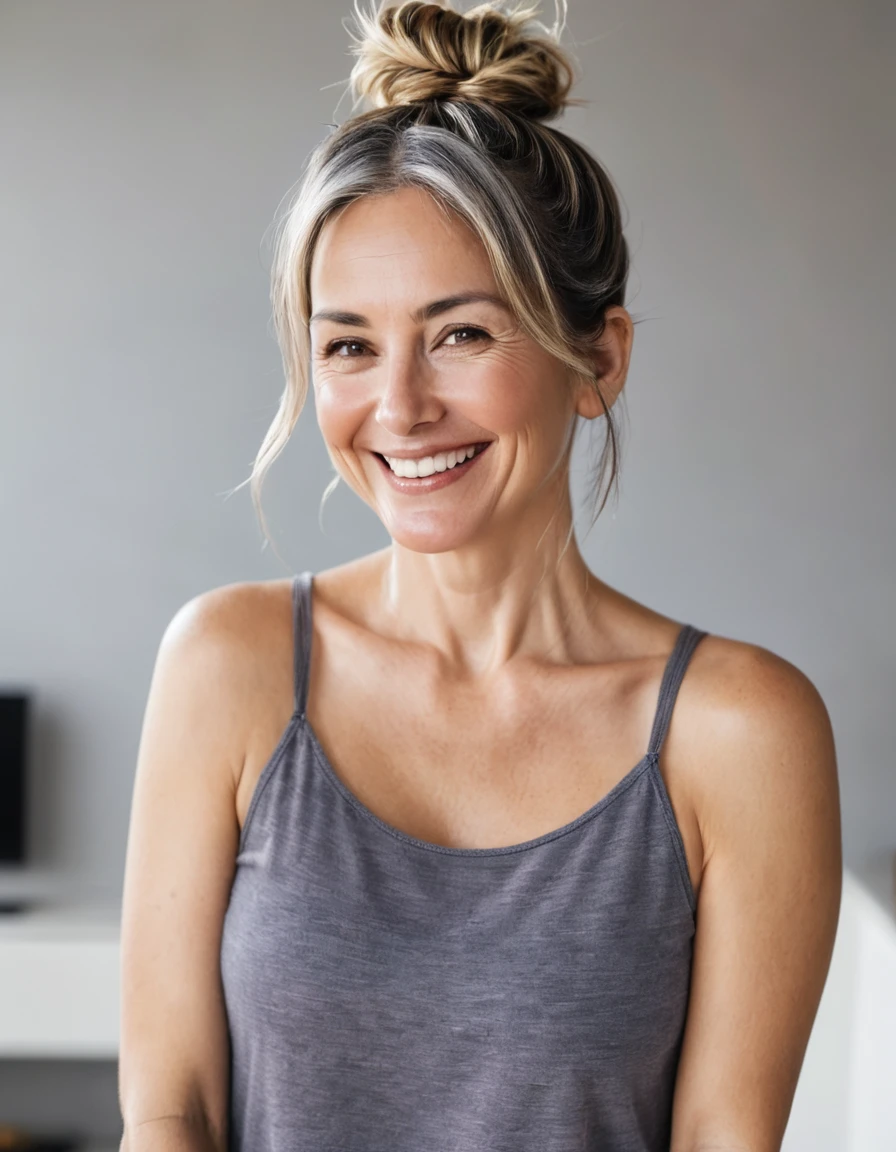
[244,0,630,550]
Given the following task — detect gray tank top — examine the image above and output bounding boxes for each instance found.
[220,571,707,1151]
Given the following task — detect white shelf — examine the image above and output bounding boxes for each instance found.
[0,901,120,1058]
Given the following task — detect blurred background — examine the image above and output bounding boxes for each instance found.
[0,0,893,1147]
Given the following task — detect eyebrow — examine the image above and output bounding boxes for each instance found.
[309,291,511,327]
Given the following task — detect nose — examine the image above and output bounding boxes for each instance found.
[374,347,445,437]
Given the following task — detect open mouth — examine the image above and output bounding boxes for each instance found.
[373,435,492,481]
[375,441,491,481]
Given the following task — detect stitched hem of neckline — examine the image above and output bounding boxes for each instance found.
[302,713,657,858]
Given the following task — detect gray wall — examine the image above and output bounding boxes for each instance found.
[1,0,893,945]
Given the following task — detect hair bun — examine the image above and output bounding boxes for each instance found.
[347,0,577,122]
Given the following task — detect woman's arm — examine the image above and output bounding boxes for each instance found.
[668,642,842,1152]
[118,587,259,1150]
[119,1116,219,1151]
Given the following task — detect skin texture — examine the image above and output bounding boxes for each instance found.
[118,185,842,1151]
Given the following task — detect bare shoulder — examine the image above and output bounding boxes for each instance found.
[163,576,294,651]
[161,577,294,670]
[121,576,294,1142]
[154,577,296,775]
[665,631,842,1147]
[674,627,840,865]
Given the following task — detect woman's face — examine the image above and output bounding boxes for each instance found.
[308,185,592,555]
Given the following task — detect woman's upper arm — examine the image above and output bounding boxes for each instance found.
[669,643,842,1152]
[119,586,258,1147]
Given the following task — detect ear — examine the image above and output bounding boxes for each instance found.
[572,306,634,420]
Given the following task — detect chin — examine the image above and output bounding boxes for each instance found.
[382,514,484,556]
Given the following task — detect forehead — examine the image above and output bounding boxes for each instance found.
[310,187,496,302]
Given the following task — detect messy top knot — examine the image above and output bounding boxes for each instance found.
[347,0,578,122]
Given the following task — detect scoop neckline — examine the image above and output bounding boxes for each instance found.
[301,711,658,858]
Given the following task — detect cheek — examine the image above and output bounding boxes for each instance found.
[468,361,570,441]
[313,378,369,450]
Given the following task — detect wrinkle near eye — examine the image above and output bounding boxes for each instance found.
[321,326,493,360]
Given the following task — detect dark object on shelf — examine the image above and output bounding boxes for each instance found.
[0,1124,80,1149]
[0,692,29,863]
[0,900,35,915]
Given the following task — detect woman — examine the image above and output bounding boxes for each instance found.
[118,2,842,1149]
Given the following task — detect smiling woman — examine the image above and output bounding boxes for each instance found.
[254,0,631,549]
[304,184,615,552]
[117,3,842,1152]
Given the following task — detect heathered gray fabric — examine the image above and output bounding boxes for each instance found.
[220,570,707,1152]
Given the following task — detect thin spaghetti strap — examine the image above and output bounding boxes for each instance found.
[646,624,708,759]
[292,570,314,716]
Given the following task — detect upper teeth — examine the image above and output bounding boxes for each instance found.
[383,444,479,479]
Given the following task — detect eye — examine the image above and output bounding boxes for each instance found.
[442,326,488,347]
[320,326,488,360]
[323,338,368,358]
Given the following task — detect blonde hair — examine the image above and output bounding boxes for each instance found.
[244,0,630,547]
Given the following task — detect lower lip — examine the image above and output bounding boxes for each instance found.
[375,444,490,493]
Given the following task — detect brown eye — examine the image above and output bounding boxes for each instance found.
[442,326,488,346]
[326,339,367,357]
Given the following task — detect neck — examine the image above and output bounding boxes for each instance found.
[375,493,606,677]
